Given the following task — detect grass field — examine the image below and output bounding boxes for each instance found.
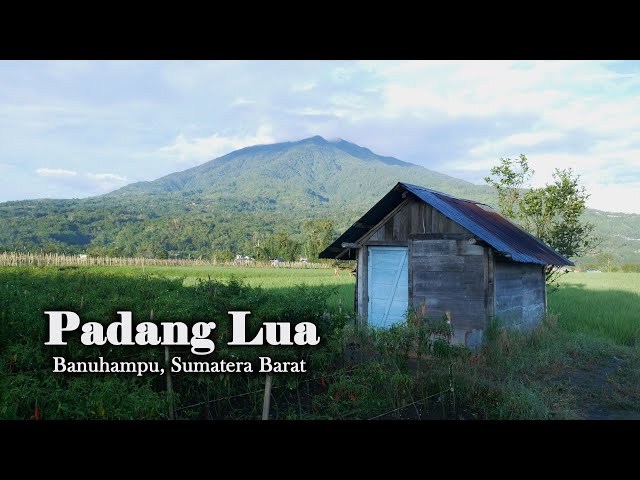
[1,265,638,419]
[97,266,640,419]
[548,272,640,346]
[84,264,357,313]
[87,265,640,347]
[80,265,640,344]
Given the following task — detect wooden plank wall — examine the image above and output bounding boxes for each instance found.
[494,261,546,330]
[353,196,546,345]
[356,197,493,347]
[364,198,470,244]
[411,239,487,348]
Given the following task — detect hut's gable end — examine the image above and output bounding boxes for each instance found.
[361,198,471,245]
[410,238,487,348]
[494,261,546,330]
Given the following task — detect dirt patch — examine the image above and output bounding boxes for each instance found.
[566,355,640,420]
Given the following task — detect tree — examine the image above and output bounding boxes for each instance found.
[302,219,334,260]
[216,249,235,262]
[253,231,301,261]
[485,154,533,220]
[596,252,618,272]
[274,231,301,261]
[485,154,597,284]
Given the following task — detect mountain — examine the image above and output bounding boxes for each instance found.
[109,135,482,204]
[0,136,639,264]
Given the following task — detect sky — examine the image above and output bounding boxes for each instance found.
[1,60,639,213]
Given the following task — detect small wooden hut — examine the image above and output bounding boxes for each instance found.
[319,182,573,347]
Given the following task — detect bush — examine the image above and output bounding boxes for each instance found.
[621,263,640,273]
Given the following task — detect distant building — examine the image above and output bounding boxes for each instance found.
[320,182,573,348]
[234,255,255,265]
[271,258,285,267]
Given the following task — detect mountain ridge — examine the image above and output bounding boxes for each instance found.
[109,135,445,197]
[0,136,638,264]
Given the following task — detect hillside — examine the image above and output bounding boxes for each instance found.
[109,135,484,205]
[0,136,638,264]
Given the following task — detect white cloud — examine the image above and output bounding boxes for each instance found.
[231,97,256,106]
[151,126,275,169]
[35,168,78,177]
[586,183,640,213]
[161,60,242,92]
[357,61,638,126]
[87,173,127,182]
[359,61,640,213]
[292,81,317,92]
[469,132,564,157]
[45,60,94,80]
[288,107,347,118]
[449,148,640,214]
[33,168,128,196]
[3,60,640,212]
[372,61,576,119]
[85,172,128,193]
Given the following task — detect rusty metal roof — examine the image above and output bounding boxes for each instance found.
[319,182,574,266]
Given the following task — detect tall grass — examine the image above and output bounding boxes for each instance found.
[1,266,638,419]
[0,267,351,419]
[549,272,640,346]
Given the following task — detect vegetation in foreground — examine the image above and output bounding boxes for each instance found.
[1,267,638,420]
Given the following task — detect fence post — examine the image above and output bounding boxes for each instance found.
[449,364,456,419]
[165,344,174,420]
[262,374,273,420]
[153,308,175,420]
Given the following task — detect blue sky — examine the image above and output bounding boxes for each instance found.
[1,60,639,213]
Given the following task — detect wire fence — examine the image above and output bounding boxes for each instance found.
[173,365,455,420]
[174,368,360,414]
[367,389,451,420]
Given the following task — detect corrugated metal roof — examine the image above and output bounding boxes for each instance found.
[319,182,574,266]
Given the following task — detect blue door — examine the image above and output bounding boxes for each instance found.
[367,247,409,327]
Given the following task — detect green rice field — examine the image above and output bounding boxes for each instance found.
[85,264,357,313]
[548,272,640,346]
[99,265,639,346]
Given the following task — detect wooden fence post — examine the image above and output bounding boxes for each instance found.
[165,344,174,420]
[152,308,175,420]
[262,374,273,420]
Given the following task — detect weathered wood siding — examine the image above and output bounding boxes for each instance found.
[363,198,470,244]
[494,261,545,330]
[356,197,489,345]
[355,195,546,346]
[356,246,368,321]
[410,238,487,348]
